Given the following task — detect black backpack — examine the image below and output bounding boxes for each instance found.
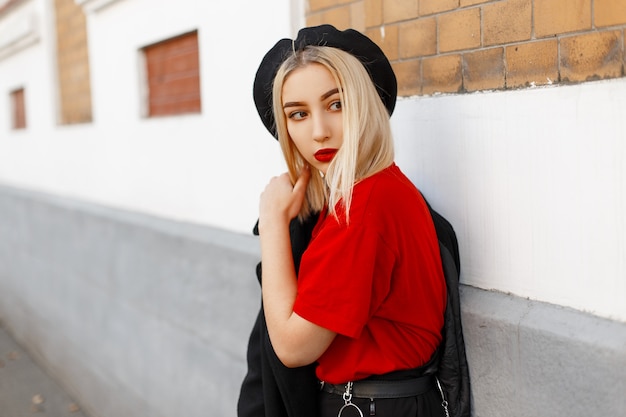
[422,197,472,417]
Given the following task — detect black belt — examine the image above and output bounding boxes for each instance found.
[320,375,435,399]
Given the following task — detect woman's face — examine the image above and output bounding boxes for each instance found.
[281,63,343,175]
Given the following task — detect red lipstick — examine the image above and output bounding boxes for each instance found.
[314,148,338,162]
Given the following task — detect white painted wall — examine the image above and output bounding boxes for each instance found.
[393,79,626,323]
[1,0,624,322]
[0,0,57,129]
[0,0,293,234]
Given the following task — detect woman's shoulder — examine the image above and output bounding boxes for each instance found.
[352,164,423,216]
[361,163,418,197]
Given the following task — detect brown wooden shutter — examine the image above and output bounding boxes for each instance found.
[11,88,26,129]
[144,31,202,117]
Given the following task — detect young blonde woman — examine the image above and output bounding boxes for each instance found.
[238,25,466,417]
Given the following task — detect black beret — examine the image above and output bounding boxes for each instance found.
[253,24,398,138]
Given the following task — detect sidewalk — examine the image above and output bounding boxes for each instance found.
[0,321,90,417]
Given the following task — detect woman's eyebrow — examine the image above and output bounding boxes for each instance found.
[283,88,341,109]
[283,100,304,109]
[321,88,340,101]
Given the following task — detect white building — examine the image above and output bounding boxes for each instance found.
[1,0,625,416]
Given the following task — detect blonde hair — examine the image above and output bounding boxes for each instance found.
[272,46,395,222]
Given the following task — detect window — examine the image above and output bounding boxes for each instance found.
[143,30,202,117]
[10,87,26,129]
[54,0,92,125]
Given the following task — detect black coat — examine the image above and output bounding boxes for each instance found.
[237,200,470,417]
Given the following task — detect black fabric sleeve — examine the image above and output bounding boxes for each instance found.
[237,214,320,417]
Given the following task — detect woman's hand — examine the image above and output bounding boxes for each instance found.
[259,166,311,231]
[258,165,336,367]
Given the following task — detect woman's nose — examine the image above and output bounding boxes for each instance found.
[312,113,330,142]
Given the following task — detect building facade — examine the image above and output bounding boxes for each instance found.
[1,1,625,416]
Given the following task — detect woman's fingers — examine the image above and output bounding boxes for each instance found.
[260,166,311,225]
[291,166,311,208]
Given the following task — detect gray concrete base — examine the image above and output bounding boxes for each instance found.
[0,184,262,417]
[0,184,625,417]
[460,286,626,416]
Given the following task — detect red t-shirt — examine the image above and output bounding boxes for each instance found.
[293,163,446,384]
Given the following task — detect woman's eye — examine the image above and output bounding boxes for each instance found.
[288,111,307,120]
[329,100,342,111]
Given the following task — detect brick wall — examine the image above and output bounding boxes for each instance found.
[54,0,92,124]
[306,0,626,96]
